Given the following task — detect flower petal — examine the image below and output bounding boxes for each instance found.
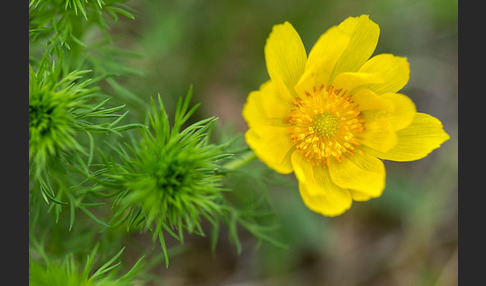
[265,22,307,95]
[242,80,292,128]
[243,80,295,174]
[291,151,314,184]
[367,113,450,162]
[328,149,386,197]
[350,189,373,201]
[245,126,295,174]
[381,93,416,131]
[358,54,410,94]
[329,15,380,81]
[352,89,394,112]
[292,152,352,216]
[359,110,398,153]
[332,72,383,94]
[297,26,350,92]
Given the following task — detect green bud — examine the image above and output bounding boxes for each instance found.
[97,88,230,266]
[29,54,135,210]
[29,56,94,179]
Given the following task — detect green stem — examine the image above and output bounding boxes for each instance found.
[224,150,257,170]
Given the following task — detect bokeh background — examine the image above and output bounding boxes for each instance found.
[101,0,458,285]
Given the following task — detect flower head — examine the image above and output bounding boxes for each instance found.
[242,15,449,216]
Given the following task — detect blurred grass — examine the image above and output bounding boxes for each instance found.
[98,0,458,285]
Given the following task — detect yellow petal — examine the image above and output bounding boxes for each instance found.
[367,113,450,162]
[265,22,307,95]
[328,149,386,197]
[242,80,295,173]
[245,127,295,174]
[271,75,297,103]
[380,93,416,130]
[358,54,410,94]
[292,153,352,216]
[359,110,398,153]
[352,89,394,112]
[350,189,374,201]
[329,15,380,81]
[297,26,350,92]
[291,151,314,184]
[332,72,383,94]
[242,80,292,128]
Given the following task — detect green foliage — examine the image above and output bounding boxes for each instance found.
[29,242,145,286]
[29,53,128,180]
[29,58,90,178]
[92,89,231,266]
[29,0,135,47]
[29,0,286,282]
[28,51,138,225]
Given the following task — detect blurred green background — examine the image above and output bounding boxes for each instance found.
[99,0,458,285]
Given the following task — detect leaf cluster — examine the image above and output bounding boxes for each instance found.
[89,89,231,266]
[29,0,286,282]
[30,239,145,286]
[29,0,135,51]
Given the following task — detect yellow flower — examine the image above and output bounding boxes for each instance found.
[242,15,450,216]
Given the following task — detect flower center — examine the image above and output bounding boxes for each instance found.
[287,86,364,166]
[312,112,340,138]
